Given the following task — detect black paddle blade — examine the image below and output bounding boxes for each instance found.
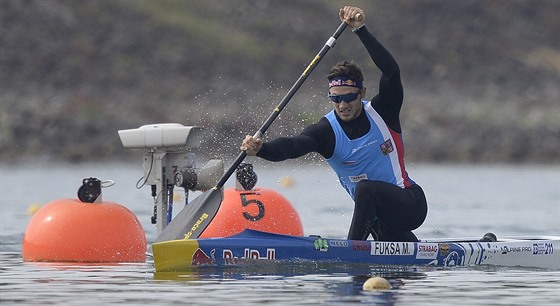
[153,188,223,243]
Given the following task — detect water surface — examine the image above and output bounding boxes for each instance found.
[1,163,559,305]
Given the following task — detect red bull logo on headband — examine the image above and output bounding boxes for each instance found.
[328,77,363,89]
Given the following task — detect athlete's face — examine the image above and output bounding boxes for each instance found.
[329,86,365,122]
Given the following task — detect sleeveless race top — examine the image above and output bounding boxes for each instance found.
[325,100,414,199]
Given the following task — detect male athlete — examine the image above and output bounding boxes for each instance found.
[241,6,428,242]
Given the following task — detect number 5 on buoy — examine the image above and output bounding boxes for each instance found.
[199,187,303,238]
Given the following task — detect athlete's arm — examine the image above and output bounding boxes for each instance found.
[355,26,404,133]
[257,118,335,161]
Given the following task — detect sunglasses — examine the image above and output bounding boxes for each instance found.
[327,92,360,103]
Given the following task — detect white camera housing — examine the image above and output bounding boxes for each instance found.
[118,123,224,233]
[118,123,204,150]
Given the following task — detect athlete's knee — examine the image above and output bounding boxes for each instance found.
[354,180,384,201]
[354,181,376,211]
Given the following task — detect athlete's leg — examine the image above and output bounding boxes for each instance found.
[376,221,419,242]
[353,180,427,241]
[347,200,376,240]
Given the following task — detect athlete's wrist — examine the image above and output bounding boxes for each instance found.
[352,23,366,33]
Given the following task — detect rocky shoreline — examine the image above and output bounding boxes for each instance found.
[1,0,558,164]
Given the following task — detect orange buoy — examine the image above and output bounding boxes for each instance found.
[22,199,146,263]
[200,187,303,238]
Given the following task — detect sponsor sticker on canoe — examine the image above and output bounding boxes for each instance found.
[222,248,276,261]
[416,243,438,259]
[352,241,371,252]
[192,248,214,265]
[314,238,329,252]
[371,242,414,256]
[439,243,450,256]
[500,245,532,255]
[329,240,348,247]
[532,243,554,255]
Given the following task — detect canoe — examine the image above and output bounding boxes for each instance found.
[152,229,560,272]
